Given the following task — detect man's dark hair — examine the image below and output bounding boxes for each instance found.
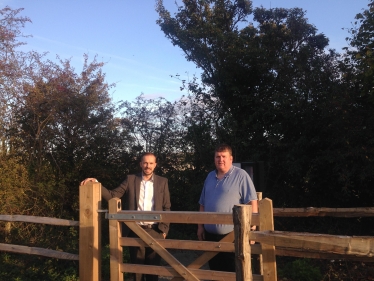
[215,144,233,156]
[141,152,157,162]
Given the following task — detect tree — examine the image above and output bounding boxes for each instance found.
[335,0,374,207]
[12,54,134,216]
[344,0,374,99]
[119,94,181,174]
[156,0,374,213]
[157,0,350,207]
[0,7,47,157]
[0,6,131,280]
[156,0,334,152]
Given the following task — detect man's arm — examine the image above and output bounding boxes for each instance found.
[197,204,205,241]
[248,199,258,213]
[80,177,128,202]
[247,199,258,230]
[247,199,258,244]
[162,179,171,212]
[160,178,171,238]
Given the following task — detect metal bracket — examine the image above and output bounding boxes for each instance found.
[97,209,108,213]
[105,213,161,221]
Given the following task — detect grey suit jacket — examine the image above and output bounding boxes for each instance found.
[101,173,171,235]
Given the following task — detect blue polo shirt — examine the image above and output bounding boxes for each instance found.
[198,166,257,234]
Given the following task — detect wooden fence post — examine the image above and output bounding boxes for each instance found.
[79,182,102,281]
[255,192,263,275]
[108,198,123,281]
[259,198,277,281]
[233,204,253,281]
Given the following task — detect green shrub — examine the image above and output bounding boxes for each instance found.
[279,259,322,281]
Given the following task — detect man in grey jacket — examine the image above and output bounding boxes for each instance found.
[81,152,171,281]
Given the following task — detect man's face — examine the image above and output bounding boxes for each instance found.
[214,150,233,174]
[140,155,157,176]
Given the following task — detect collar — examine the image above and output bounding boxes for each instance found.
[141,173,154,182]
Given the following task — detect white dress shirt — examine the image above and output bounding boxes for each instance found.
[138,174,155,225]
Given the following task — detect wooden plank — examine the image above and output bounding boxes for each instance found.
[108,198,123,281]
[121,264,264,281]
[0,243,78,260]
[185,231,235,269]
[169,232,238,281]
[259,198,277,281]
[273,207,374,217]
[255,193,263,277]
[275,247,374,262]
[119,237,263,254]
[174,193,263,281]
[0,215,79,226]
[125,221,199,281]
[113,210,260,226]
[233,204,253,281]
[120,237,233,252]
[251,231,374,257]
[79,182,101,281]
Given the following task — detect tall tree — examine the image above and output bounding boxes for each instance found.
[156,0,333,153]
[336,0,374,207]
[0,7,41,156]
[13,54,132,216]
[119,94,181,174]
[156,0,370,208]
[0,6,46,218]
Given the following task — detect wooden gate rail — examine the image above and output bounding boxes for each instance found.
[273,207,374,217]
[119,237,261,254]
[251,231,374,257]
[106,210,259,225]
[275,247,374,262]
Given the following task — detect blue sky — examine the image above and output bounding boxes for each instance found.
[2,0,370,103]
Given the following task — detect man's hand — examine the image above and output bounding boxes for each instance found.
[197,224,205,241]
[250,225,257,244]
[80,178,98,186]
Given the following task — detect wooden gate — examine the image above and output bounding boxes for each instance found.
[79,183,277,281]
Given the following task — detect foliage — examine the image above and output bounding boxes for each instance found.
[336,0,374,208]
[0,252,79,281]
[0,156,30,216]
[100,244,131,281]
[278,258,322,281]
[119,94,181,172]
[344,0,374,99]
[322,260,374,281]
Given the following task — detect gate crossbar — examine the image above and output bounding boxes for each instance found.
[125,221,200,281]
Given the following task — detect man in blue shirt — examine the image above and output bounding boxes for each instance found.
[197,144,258,272]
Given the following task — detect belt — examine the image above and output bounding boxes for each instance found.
[139,224,156,229]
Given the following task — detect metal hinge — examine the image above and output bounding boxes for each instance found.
[105,213,161,221]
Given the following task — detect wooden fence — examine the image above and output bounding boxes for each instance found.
[79,183,374,281]
[0,181,373,280]
[0,215,79,260]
